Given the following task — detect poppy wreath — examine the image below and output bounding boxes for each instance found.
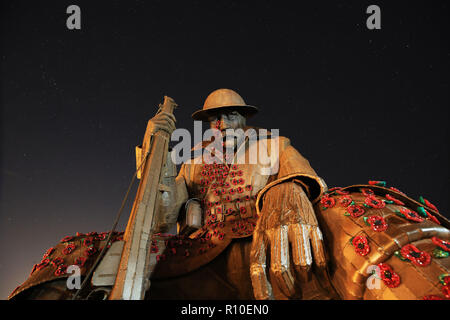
[352,236,370,256]
[365,215,388,232]
[423,295,444,300]
[62,243,76,255]
[377,263,401,288]
[400,244,431,267]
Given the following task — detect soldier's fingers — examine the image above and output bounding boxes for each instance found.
[288,224,312,283]
[268,226,296,297]
[309,226,326,268]
[152,120,176,133]
[250,230,273,300]
[154,115,176,129]
[157,112,177,123]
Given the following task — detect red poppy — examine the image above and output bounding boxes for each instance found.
[364,195,386,209]
[377,263,400,288]
[51,257,64,267]
[62,244,76,255]
[240,207,247,214]
[43,247,55,259]
[96,232,108,241]
[338,195,353,207]
[367,215,388,232]
[231,164,238,170]
[352,236,370,256]
[60,236,74,243]
[385,194,405,205]
[320,195,336,209]
[237,170,243,176]
[75,257,87,268]
[237,187,244,193]
[400,244,431,267]
[37,258,51,270]
[368,180,386,187]
[210,214,217,222]
[397,207,424,223]
[54,264,67,277]
[218,233,225,241]
[150,245,159,253]
[84,246,97,257]
[347,205,365,218]
[229,188,236,195]
[426,211,441,225]
[432,237,450,252]
[83,237,94,247]
[226,208,234,215]
[360,188,375,197]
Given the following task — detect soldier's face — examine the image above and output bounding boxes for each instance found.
[208,111,246,148]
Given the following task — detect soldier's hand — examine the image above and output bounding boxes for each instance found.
[250,181,326,300]
[147,111,177,135]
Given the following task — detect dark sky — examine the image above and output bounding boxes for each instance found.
[1,0,449,298]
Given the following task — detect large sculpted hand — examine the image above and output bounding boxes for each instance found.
[250,181,327,299]
[147,110,177,135]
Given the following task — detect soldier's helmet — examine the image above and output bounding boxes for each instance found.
[191,88,258,121]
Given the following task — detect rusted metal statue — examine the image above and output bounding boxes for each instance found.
[8,89,450,300]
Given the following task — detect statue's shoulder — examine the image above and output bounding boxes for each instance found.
[8,231,124,300]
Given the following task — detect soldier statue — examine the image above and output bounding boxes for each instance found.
[8,89,450,300]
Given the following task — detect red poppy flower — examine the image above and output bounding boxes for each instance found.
[51,257,64,267]
[230,172,236,178]
[400,244,431,267]
[150,245,159,253]
[368,180,386,187]
[347,205,365,218]
[218,233,225,241]
[338,195,353,207]
[360,188,375,197]
[84,246,97,257]
[226,208,234,215]
[216,207,222,215]
[54,264,67,277]
[320,196,336,209]
[83,237,94,247]
[364,195,386,209]
[377,263,400,288]
[432,237,450,252]
[367,215,388,232]
[229,188,236,195]
[240,207,247,214]
[385,194,405,205]
[425,210,441,225]
[237,187,244,193]
[60,236,74,243]
[237,170,243,176]
[37,258,51,270]
[62,244,76,255]
[210,214,217,222]
[231,164,238,170]
[423,295,444,300]
[397,207,424,223]
[200,187,206,194]
[43,247,55,259]
[74,257,87,268]
[352,236,370,256]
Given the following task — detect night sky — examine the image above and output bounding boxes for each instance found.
[1,0,449,298]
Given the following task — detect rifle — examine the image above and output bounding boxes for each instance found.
[109,96,178,300]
